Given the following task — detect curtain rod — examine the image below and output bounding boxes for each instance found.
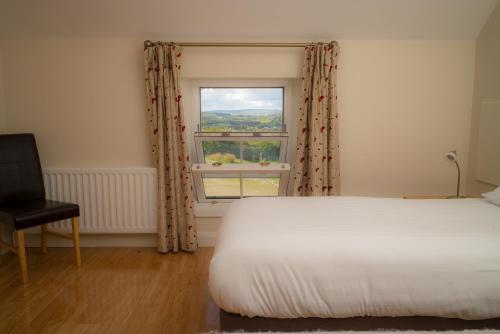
[143,41,337,48]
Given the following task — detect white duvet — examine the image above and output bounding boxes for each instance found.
[209,196,500,319]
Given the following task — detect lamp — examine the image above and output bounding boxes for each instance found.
[446,150,461,198]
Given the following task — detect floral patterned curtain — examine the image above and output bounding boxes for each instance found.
[144,42,197,253]
[292,42,340,196]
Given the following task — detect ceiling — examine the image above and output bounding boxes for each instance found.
[0,0,497,39]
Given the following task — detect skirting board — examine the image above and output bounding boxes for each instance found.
[2,217,220,251]
[23,231,217,248]
[13,217,221,249]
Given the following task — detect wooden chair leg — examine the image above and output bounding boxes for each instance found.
[41,224,48,254]
[71,217,81,267]
[0,224,3,264]
[16,230,28,284]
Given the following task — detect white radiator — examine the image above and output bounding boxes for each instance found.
[42,168,157,233]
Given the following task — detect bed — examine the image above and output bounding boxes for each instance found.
[209,196,500,331]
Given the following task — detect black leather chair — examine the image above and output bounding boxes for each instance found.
[0,134,81,283]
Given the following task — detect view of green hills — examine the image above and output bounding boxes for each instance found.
[200,109,283,132]
[200,108,283,165]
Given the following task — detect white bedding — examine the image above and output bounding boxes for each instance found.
[209,196,500,319]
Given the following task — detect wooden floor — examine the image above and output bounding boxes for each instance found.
[0,247,219,334]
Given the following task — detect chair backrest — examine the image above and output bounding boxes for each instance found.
[0,134,45,205]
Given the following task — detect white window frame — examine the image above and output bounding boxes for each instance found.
[191,82,292,203]
[192,163,291,203]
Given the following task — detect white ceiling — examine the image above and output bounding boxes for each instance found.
[0,0,497,39]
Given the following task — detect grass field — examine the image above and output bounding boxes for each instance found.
[203,178,279,198]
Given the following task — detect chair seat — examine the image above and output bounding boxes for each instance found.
[0,200,79,230]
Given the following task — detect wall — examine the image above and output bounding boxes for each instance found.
[1,38,476,195]
[339,40,475,196]
[1,37,151,167]
[466,2,500,196]
[0,38,476,244]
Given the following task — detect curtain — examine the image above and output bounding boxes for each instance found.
[144,43,198,253]
[291,42,340,196]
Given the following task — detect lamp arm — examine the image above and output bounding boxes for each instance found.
[455,160,461,198]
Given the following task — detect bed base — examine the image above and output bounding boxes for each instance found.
[220,309,500,332]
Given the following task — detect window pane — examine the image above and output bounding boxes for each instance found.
[203,178,240,198]
[242,141,280,163]
[242,178,280,197]
[202,141,241,164]
[200,88,283,132]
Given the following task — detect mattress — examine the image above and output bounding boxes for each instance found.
[209,196,500,320]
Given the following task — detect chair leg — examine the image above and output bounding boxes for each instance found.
[0,224,3,264]
[16,230,28,284]
[41,224,48,254]
[71,217,81,267]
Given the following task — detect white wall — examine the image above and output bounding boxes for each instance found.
[0,37,476,244]
[1,37,152,167]
[338,40,475,196]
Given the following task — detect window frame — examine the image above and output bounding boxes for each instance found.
[192,163,291,203]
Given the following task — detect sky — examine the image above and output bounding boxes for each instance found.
[200,88,283,111]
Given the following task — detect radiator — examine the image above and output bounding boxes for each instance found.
[42,168,157,233]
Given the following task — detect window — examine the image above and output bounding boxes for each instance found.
[197,133,287,164]
[193,86,290,202]
[192,163,290,202]
[200,87,284,132]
